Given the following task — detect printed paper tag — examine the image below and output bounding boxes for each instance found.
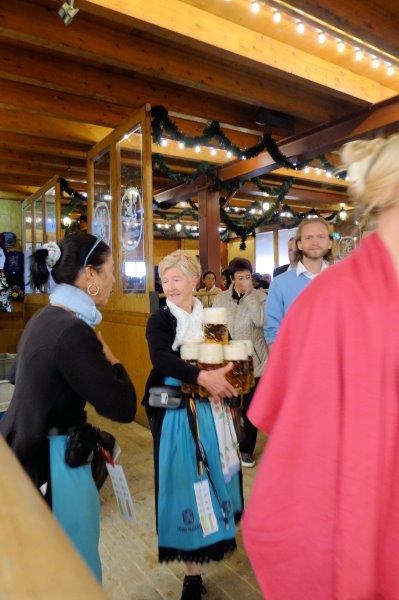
[106,463,136,523]
[193,479,219,537]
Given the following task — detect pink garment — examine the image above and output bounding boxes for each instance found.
[243,232,399,600]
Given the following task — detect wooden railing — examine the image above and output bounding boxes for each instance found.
[0,437,106,599]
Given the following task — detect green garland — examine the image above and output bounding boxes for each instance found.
[60,178,86,217]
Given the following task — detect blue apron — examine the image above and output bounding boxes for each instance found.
[49,435,102,582]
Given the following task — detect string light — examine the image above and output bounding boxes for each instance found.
[371,57,380,69]
[178,141,185,149]
[226,151,232,158]
[387,64,395,76]
[337,40,345,53]
[263,201,270,211]
[175,222,182,232]
[210,148,217,156]
[250,1,260,14]
[195,145,201,153]
[296,21,305,34]
[318,31,326,44]
[272,10,281,23]
[160,138,168,147]
[355,49,364,61]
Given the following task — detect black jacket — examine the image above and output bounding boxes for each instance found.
[0,305,136,486]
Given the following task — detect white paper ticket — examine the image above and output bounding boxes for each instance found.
[193,479,219,537]
[106,463,136,523]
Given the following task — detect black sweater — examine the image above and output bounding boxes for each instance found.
[0,305,136,486]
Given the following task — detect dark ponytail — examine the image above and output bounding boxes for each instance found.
[30,232,111,292]
[30,249,51,291]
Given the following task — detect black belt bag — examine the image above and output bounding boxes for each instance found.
[148,386,183,409]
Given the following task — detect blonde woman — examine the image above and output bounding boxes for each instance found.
[243,134,399,599]
[144,250,243,600]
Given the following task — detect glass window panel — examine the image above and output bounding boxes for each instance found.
[22,203,33,294]
[34,197,44,249]
[93,150,112,246]
[120,125,145,293]
[255,231,274,276]
[45,187,57,242]
[278,228,297,267]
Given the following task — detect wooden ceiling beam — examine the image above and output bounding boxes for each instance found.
[219,95,399,181]
[0,131,90,158]
[0,1,361,124]
[290,0,399,58]
[0,107,109,144]
[76,0,396,104]
[0,148,86,171]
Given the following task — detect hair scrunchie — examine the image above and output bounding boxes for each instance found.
[43,241,61,268]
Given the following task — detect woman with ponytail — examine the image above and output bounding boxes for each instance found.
[243,134,399,599]
[0,232,136,582]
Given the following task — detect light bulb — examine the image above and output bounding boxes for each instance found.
[226,151,232,158]
[387,64,395,76]
[339,210,348,221]
[251,1,260,14]
[263,201,270,211]
[62,216,72,227]
[372,58,380,69]
[161,138,168,147]
[272,10,281,23]
[175,222,182,232]
[337,40,345,53]
[210,148,217,156]
[195,145,201,153]
[296,21,304,34]
[318,31,326,44]
[304,166,310,174]
[178,141,185,149]
[355,49,363,61]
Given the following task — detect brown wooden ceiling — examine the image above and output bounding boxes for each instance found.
[0,0,398,207]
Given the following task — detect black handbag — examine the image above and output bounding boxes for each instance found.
[148,386,182,409]
[64,424,116,490]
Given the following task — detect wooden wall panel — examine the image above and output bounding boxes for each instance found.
[227,237,255,266]
[0,199,22,242]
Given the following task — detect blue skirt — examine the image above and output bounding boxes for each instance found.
[49,435,102,582]
[157,400,243,563]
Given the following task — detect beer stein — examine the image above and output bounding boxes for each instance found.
[223,343,247,396]
[231,339,255,391]
[202,307,228,345]
[197,343,224,398]
[180,342,200,396]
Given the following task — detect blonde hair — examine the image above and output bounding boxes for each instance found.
[158,250,201,281]
[341,134,399,217]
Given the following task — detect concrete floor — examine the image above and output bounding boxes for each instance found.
[89,407,266,600]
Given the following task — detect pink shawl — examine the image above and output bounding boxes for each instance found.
[243,232,399,600]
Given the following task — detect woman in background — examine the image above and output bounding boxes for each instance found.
[243,135,399,599]
[0,232,136,582]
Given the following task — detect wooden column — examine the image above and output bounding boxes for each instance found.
[273,230,279,267]
[199,189,221,284]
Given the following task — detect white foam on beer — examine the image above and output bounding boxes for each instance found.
[223,343,248,361]
[198,343,224,364]
[180,342,200,360]
[231,339,254,356]
[202,307,227,325]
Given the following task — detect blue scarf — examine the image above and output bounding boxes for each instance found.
[49,283,102,327]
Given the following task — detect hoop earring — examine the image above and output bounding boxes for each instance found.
[87,283,100,296]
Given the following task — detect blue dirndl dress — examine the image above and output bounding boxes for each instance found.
[157,377,243,563]
[49,435,102,582]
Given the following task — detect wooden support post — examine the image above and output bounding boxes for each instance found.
[199,190,221,285]
[273,230,279,268]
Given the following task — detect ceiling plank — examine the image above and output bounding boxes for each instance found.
[76,0,397,103]
[0,42,302,135]
[0,1,364,123]
[0,131,90,158]
[290,0,399,58]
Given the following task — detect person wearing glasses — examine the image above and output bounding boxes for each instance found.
[0,232,136,582]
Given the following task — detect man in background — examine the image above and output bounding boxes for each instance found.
[272,237,297,278]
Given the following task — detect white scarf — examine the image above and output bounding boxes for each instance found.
[166,297,203,350]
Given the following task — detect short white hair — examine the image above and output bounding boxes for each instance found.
[158,250,201,281]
